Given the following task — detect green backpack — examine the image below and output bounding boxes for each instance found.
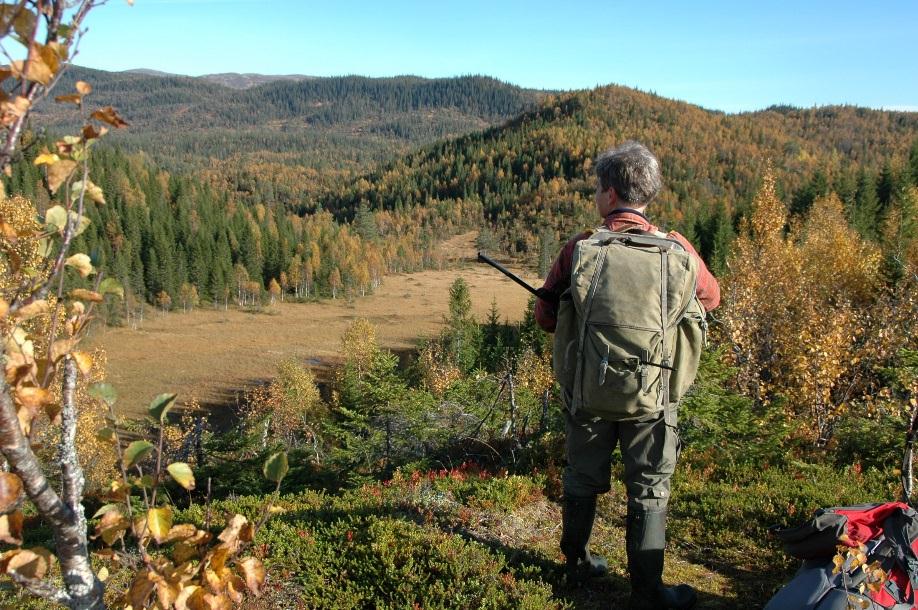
[552,228,707,421]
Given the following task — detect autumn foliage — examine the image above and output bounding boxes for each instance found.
[722,169,917,444]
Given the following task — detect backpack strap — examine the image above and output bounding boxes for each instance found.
[660,249,671,408]
[571,245,609,415]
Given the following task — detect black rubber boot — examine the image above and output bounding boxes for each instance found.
[559,494,608,582]
[626,508,697,610]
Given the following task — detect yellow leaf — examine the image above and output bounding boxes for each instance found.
[65,253,94,277]
[35,43,60,77]
[0,511,24,545]
[126,570,156,610]
[33,153,60,166]
[12,299,49,321]
[55,93,82,105]
[9,50,53,85]
[203,592,232,610]
[71,179,105,205]
[147,506,173,543]
[175,585,204,610]
[0,473,23,514]
[217,514,249,552]
[98,566,109,582]
[167,462,195,491]
[75,81,92,95]
[2,548,54,579]
[238,557,265,597]
[46,159,77,194]
[70,288,104,303]
[163,523,197,543]
[72,351,93,376]
[0,299,7,319]
[13,386,53,409]
[90,106,128,128]
[95,510,129,545]
[50,338,78,363]
[1,96,30,121]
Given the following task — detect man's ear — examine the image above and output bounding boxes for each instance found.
[608,187,619,208]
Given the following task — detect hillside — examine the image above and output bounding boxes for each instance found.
[323,85,918,269]
[34,66,544,186]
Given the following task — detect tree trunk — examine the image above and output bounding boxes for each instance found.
[0,361,106,609]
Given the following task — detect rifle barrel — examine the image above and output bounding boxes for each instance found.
[477,251,540,297]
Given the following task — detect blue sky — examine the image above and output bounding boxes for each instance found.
[74,0,917,113]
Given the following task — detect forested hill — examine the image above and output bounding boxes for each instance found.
[323,85,918,271]
[35,66,544,174]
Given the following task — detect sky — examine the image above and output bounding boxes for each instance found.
[73,0,918,114]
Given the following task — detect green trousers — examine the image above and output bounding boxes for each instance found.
[562,401,680,512]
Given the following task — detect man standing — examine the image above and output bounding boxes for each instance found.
[535,141,720,609]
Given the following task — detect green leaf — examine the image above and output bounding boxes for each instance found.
[263,451,288,484]
[88,383,117,406]
[99,278,124,298]
[92,503,121,519]
[68,211,91,237]
[166,462,195,491]
[134,474,154,489]
[96,427,116,443]
[147,393,176,423]
[122,440,154,470]
[37,237,53,258]
[44,205,67,232]
[146,506,172,543]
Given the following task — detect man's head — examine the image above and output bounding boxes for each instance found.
[593,141,662,217]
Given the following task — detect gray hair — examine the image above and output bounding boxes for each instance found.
[594,141,662,205]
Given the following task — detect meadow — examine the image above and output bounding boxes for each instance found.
[86,232,537,416]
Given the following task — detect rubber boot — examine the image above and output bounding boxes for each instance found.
[626,508,697,610]
[559,494,608,582]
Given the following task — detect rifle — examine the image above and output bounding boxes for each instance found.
[476,252,557,305]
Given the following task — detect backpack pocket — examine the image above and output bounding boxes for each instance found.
[669,297,707,403]
[552,294,578,392]
[580,324,663,420]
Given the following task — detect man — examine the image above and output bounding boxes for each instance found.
[535,141,720,609]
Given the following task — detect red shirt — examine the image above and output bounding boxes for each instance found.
[534,209,721,332]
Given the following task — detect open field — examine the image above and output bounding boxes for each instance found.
[87,232,540,417]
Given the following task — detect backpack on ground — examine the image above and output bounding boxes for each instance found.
[552,228,707,421]
[766,502,918,610]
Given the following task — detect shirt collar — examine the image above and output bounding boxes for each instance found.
[606,207,650,222]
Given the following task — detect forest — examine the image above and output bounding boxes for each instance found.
[2,2,918,608]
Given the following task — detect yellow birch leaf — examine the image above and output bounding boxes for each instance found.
[5,548,53,579]
[75,81,92,95]
[0,299,7,319]
[55,93,81,105]
[13,386,52,409]
[50,338,78,362]
[167,463,195,491]
[47,159,77,194]
[72,351,93,376]
[97,566,109,581]
[0,473,23,514]
[90,106,128,128]
[238,557,265,596]
[147,506,172,543]
[12,299,49,321]
[0,511,24,545]
[64,253,93,277]
[33,153,60,166]
[70,288,104,302]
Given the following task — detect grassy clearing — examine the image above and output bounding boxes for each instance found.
[86,232,538,416]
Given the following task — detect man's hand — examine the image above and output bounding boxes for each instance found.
[535,287,559,307]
